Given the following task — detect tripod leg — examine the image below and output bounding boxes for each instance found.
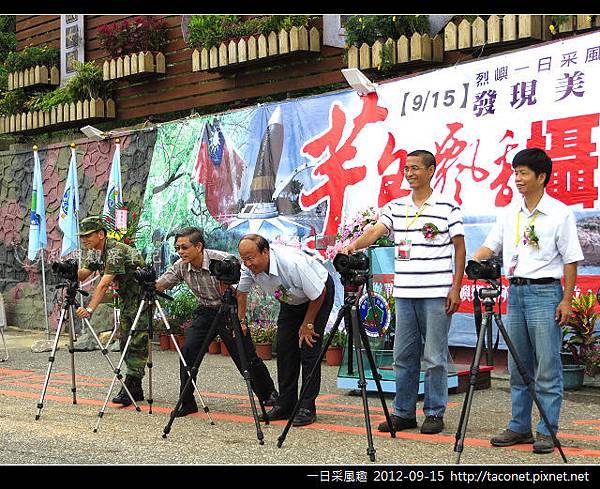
[147,321,154,415]
[355,309,396,440]
[35,307,68,420]
[493,313,568,464]
[229,310,265,445]
[80,316,141,412]
[163,306,222,438]
[349,304,377,462]
[277,305,347,449]
[453,312,490,463]
[94,300,147,433]
[154,300,213,424]
[67,307,77,404]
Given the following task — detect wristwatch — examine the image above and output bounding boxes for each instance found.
[85,306,94,315]
[305,323,314,331]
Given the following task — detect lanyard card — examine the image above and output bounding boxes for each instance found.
[397,239,412,261]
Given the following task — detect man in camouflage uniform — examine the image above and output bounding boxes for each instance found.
[75,215,147,405]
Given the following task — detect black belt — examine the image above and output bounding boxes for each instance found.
[509,277,559,286]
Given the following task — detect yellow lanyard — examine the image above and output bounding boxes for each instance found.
[516,209,539,247]
[405,204,427,239]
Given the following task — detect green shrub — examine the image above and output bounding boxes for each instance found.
[66,60,109,101]
[0,87,27,115]
[5,45,59,72]
[187,15,314,50]
[343,15,430,48]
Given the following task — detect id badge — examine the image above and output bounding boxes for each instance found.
[397,239,412,261]
[508,253,519,277]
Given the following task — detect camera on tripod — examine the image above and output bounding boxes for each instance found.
[333,251,370,287]
[209,257,241,285]
[465,258,501,281]
[134,266,157,284]
[51,259,78,282]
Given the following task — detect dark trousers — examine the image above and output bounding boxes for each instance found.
[276,275,335,413]
[179,305,275,406]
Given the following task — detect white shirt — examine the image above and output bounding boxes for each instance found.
[379,190,464,298]
[238,245,329,305]
[483,193,584,278]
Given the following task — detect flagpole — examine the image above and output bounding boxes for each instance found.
[39,248,51,339]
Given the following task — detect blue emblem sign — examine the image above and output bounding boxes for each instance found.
[358,292,391,338]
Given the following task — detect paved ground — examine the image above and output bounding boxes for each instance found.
[0,326,599,470]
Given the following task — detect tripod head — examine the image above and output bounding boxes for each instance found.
[134,266,173,302]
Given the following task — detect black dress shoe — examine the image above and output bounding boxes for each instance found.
[263,389,279,407]
[172,403,199,418]
[292,408,316,427]
[261,405,292,422]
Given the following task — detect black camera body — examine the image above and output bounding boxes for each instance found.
[51,259,78,282]
[333,251,371,287]
[465,259,501,281]
[209,256,241,285]
[134,266,157,284]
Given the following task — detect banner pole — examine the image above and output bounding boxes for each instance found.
[39,249,51,339]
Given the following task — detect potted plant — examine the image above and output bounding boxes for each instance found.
[152,318,171,351]
[324,329,347,366]
[167,287,196,351]
[208,335,221,355]
[249,320,277,360]
[5,45,60,89]
[562,291,600,389]
[97,16,169,80]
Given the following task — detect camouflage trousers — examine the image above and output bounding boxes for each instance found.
[118,308,149,379]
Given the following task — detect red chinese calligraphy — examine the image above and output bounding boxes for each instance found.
[527,114,599,208]
[300,94,388,237]
[490,130,519,207]
[434,122,489,204]
[377,132,410,207]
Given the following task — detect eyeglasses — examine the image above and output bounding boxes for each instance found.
[174,244,192,252]
[404,165,427,173]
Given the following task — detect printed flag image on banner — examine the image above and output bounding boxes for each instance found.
[27,149,47,261]
[58,147,80,257]
[136,31,600,348]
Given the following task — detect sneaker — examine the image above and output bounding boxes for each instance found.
[490,429,534,447]
[533,432,555,454]
[377,414,417,433]
[421,416,444,434]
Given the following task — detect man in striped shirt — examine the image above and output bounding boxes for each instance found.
[345,150,466,435]
[156,227,277,417]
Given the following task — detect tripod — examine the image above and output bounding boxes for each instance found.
[93,280,213,432]
[162,285,268,445]
[453,283,568,463]
[277,281,396,462]
[35,280,141,420]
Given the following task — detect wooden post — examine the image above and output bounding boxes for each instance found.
[106,99,116,118]
[359,43,371,70]
[372,40,383,69]
[268,31,278,56]
[503,15,518,41]
[309,27,320,51]
[397,35,409,63]
[103,60,110,80]
[238,38,247,63]
[248,36,257,60]
[487,15,501,44]
[458,19,472,49]
[218,44,228,67]
[109,58,117,79]
[279,29,289,54]
[347,46,358,68]
[209,46,218,68]
[258,34,268,58]
[444,21,458,51]
[472,16,486,47]
[191,49,200,72]
[50,66,59,85]
[228,41,238,65]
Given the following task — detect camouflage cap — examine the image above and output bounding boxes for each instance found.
[79,215,106,236]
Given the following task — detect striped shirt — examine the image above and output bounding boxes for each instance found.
[379,191,464,298]
[156,249,233,308]
[238,245,329,305]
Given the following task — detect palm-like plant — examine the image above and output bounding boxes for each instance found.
[564,291,600,366]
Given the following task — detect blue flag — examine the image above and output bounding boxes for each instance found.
[102,141,123,219]
[27,149,47,261]
[58,147,80,256]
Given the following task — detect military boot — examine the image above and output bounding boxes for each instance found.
[112,375,144,406]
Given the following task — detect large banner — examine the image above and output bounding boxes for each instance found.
[138,31,600,347]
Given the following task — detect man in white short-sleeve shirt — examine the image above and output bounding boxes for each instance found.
[473,147,583,455]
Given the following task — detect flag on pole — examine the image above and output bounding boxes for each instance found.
[102,139,123,221]
[58,145,80,256]
[27,146,47,261]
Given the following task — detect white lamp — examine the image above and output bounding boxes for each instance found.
[341,68,378,95]
[80,125,109,141]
